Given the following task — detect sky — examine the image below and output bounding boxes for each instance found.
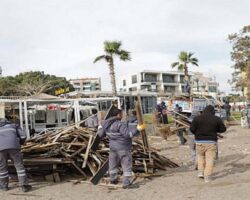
[0,0,250,92]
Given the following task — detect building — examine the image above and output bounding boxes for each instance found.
[118,70,220,98]
[70,78,101,92]
[118,70,191,97]
[192,72,219,98]
[118,70,193,96]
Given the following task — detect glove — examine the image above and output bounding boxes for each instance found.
[137,124,145,131]
[98,125,103,130]
[20,138,26,145]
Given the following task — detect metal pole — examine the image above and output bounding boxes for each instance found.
[19,101,23,129]
[23,100,30,139]
[73,100,80,127]
[117,97,121,109]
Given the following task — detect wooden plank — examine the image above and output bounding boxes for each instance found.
[53,172,61,182]
[82,135,93,168]
[90,159,109,185]
[173,118,190,128]
[90,134,101,151]
[87,162,96,175]
[71,162,87,177]
[70,145,86,158]
[172,110,189,119]
[135,99,149,151]
[72,180,123,189]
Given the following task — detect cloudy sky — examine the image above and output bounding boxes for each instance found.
[0,0,250,92]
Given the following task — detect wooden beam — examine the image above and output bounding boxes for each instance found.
[90,159,109,185]
[82,135,93,168]
[135,99,149,151]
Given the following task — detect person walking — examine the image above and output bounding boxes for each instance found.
[98,108,144,188]
[0,118,32,192]
[174,104,187,145]
[222,102,231,121]
[190,105,226,183]
[160,101,169,124]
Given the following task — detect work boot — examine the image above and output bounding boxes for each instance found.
[110,179,119,185]
[204,176,212,183]
[21,185,32,192]
[197,171,204,179]
[0,186,8,191]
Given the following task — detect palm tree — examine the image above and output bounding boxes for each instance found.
[171,51,199,81]
[94,41,131,96]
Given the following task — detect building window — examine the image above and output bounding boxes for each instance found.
[144,74,157,82]
[164,86,175,93]
[141,85,150,91]
[180,76,185,83]
[123,80,126,86]
[129,87,137,91]
[132,75,137,84]
[162,75,175,83]
[208,86,217,93]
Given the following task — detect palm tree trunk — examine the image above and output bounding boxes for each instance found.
[108,59,117,96]
[184,64,191,96]
[184,63,189,81]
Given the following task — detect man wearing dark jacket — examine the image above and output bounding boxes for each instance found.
[98,108,144,188]
[190,105,226,182]
[0,118,31,192]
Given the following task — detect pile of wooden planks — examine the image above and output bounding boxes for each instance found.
[21,124,178,183]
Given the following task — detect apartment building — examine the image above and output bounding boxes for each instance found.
[118,70,190,96]
[118,70,219,98]
[70,78,101,92]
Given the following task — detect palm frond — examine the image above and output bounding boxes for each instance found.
[104,40,122,54]
[190,57,199,66]
[188,52,194,58]
[179,51,188,62]
[171,62,180,68]
[93,55,106,63]
[178,64,184,71]
[119,50,131,61]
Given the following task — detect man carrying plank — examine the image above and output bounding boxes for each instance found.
[98,108,145,189]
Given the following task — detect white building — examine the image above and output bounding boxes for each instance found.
[118,70,190,97]
[118,70,219,98]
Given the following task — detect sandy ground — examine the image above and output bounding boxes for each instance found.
[1,125,250,200]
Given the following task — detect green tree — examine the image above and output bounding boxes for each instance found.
[228,25,250,101]
[171,51,199,81]
[94,40,131,96]
[0,71,73,96]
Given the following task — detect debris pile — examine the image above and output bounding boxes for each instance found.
[21,124,178,183]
